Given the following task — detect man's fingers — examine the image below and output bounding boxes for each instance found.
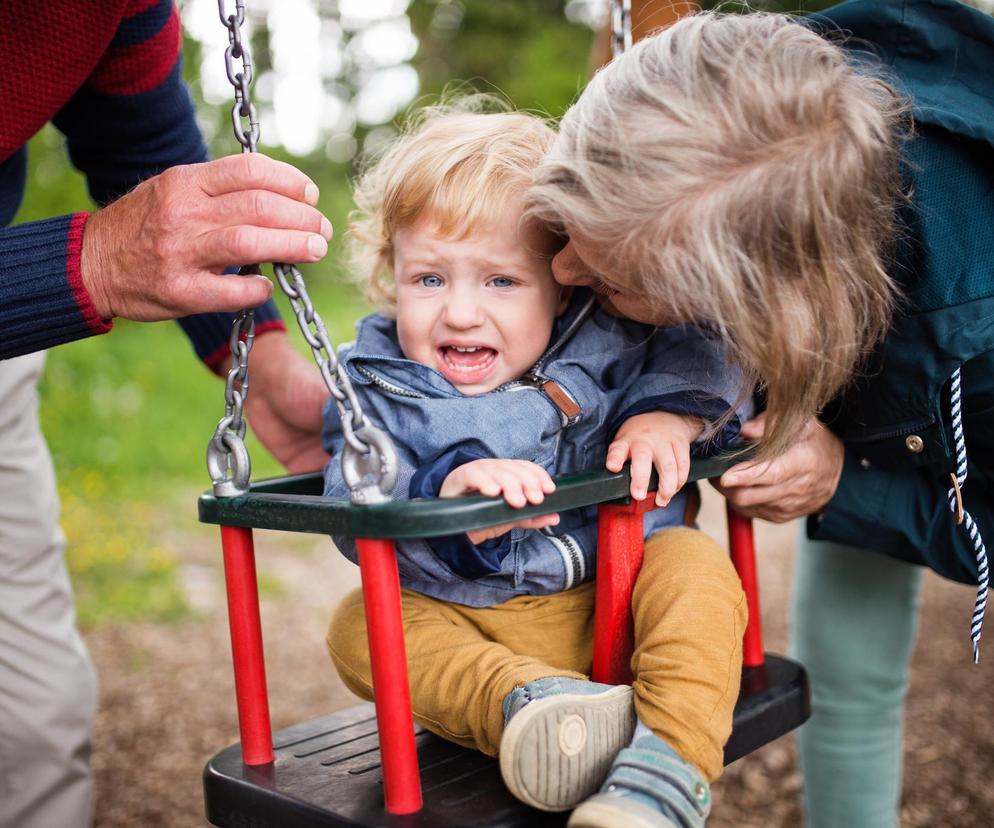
[176,271,274,315]
[199,154,320,204]
[211,190,332,239]
[198,225,328,268]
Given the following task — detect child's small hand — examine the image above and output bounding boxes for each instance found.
[439,459,560,544]
[606,411,703,507]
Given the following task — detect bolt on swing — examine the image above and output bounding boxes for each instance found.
[207,0,397,504]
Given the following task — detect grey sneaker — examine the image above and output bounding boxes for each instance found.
[567,734,711,828]
[499,677,635,812]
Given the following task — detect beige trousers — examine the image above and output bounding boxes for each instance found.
[328,526,746,780]
[0,353,97,828]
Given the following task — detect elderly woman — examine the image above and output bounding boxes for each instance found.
[529,1,994,826]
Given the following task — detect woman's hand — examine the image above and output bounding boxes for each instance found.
[712,414,845,522]
[607,411,701,507]
[440,459,560,544]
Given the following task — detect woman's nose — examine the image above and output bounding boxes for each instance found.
[552,242,595,287]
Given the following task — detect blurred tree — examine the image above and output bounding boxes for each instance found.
[408,0,595,116]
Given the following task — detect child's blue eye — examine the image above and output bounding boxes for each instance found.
[489,276,513,288]
[420,274,443,288]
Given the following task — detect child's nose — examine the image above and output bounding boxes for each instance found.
[443,294,484,328]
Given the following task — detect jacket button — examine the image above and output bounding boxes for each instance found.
[905,434,924,454]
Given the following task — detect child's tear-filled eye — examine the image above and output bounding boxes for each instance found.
[419,274,443,288]
[489,275,514,288]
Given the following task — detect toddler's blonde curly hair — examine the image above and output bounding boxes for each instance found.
[349,98,558,314]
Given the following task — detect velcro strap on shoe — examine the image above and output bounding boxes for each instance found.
[608,748,711,822]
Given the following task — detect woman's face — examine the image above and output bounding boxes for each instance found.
[551,234,675,325]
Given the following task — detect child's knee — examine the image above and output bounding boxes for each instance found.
[642,527,744,599]
[326,589,373,696]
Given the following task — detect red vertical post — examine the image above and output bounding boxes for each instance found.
[726,505,765,668]
[356,538,422,815]
[219,525,274,765]
[592,500,653,685]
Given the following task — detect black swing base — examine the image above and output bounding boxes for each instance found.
[203,655,809,828]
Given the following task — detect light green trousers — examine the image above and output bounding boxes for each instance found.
[791,530,923,828]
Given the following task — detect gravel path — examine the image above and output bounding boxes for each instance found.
[85,487,993,826]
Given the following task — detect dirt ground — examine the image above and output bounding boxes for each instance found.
[85,486,994,827]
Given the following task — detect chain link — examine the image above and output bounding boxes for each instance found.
[611,0,632,59]
[208,1,397,504]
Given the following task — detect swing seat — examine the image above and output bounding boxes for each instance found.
[199,459,809,827]
[204,655,807,828]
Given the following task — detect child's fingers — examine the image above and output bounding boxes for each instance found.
[490,468,529,508]
[517,465,552,505]
[457,466,502,498]
[654,445,680,506]
[516,513,560,531]
[676,446,691,490]
[629,442,653,500]
[535,466,557,494]
[606,439,630,472]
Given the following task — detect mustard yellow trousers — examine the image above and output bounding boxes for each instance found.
[327,526,746,780]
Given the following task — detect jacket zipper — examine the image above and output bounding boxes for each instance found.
[548,533,585,589]
[355,365,427,399]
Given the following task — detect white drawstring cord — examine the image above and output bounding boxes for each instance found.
[946,366,989,663]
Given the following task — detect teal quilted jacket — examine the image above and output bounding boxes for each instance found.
[809,0,994,585]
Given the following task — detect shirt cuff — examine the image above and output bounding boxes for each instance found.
[0,212,113,359]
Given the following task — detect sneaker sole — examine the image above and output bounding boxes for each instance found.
[499,685,635,812]
[568,795,681,828]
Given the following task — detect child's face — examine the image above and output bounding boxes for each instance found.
[393,205,565,395]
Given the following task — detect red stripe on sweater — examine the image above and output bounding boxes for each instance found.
[67,213,114,336]
[127,0,167,14]
[0,4,126,161]
[88,7,181,96]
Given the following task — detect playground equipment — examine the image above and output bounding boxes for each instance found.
[200,3,810,825]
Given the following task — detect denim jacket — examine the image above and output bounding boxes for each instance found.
[322,290,749,607]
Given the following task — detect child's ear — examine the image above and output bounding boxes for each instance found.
[557,285,573,314]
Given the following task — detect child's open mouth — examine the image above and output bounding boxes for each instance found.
[438,345,498,386]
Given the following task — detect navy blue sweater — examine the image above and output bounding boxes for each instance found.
[0,0,284,364]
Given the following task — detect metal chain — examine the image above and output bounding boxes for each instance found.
[611,0,632,58]
[208,1,397,504]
